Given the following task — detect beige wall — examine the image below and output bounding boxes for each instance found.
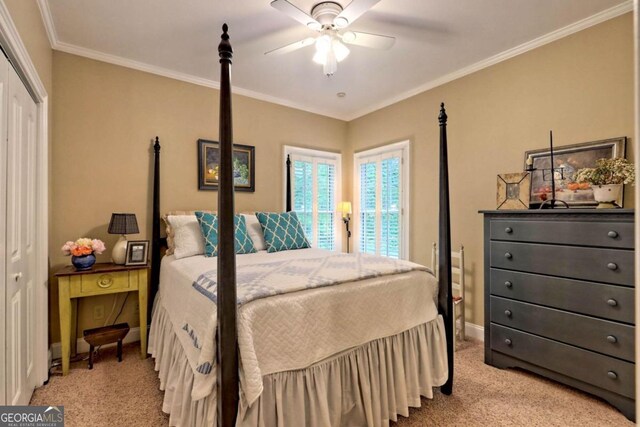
[346,13,635,326]
[50,51,347,341]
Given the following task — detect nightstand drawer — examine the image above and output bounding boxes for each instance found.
[78,271,133,295]
[491,324,635,399]
[490,269,634,323]
[491,296,634,361]
[490,220,633,248]
[490,241,634,286]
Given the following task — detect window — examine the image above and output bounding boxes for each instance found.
[285,146,341,251]
[354,141,409,259]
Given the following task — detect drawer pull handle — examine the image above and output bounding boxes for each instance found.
[607,231,618,238]
[606,335,618,344]
[504,252,512,260]
[97,275,114,288]
[504,338,512,346]
[504,281,513,288]
[607,262,618,271]
[504,309,512,317]
[607,371,618,380]
[607,298,618,307]
[505,227,513,234]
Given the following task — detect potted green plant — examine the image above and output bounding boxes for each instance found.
[574,158,635,208]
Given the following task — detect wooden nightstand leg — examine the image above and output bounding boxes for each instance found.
[138,270,148,358]
[58,277,72,375]
[88,345,94,369]
[117,339,123,362]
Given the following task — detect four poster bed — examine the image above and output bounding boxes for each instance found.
[147,25,454,427]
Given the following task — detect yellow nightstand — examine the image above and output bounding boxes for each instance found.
[55,263,149,375]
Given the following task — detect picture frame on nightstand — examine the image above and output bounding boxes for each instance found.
[125,240,149,266]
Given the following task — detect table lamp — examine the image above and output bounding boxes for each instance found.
[337,201,352,253]
[108,213,139,264]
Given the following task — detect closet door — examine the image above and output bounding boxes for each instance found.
[6,58,37,406]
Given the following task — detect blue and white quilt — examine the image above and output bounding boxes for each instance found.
[165,249,433,405]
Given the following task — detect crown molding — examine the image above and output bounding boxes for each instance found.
[36,0,57,49]
[345,0,634,121]
[36,0,633,122]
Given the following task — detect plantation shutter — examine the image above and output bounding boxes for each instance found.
[293,159,313,242]
[355,146,405,259]
[316,161,336,250]
[290,152,339,251]
[359,162,377,254]
[381,156,401,258]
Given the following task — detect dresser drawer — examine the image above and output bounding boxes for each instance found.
[490,269,634,323]
[77,271,134,296]
[490,296,634,361]
[490,241,633,286]
[490,220,633,249]
[491,324,635,399]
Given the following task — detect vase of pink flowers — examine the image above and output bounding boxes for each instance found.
[61,238,106,271]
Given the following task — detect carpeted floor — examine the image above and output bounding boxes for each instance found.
[31,340,632,426]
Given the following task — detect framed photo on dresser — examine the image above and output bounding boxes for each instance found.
[524,137,626,208]
[125,240,149,266]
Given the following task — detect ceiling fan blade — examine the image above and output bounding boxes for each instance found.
[264,37,316,56]
[271,0,321,30]
[334,0,381,27]
[342,31,395,49]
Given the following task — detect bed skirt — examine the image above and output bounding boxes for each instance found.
[149,300,448,427]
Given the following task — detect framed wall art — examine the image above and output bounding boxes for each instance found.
[496,172,531,210]
[524,137,626,208]
[198,139,255,192]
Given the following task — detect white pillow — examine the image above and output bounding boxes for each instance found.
[242,213,267,251]
[167,215,205,259]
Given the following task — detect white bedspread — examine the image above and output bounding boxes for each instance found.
[156,248,439,407]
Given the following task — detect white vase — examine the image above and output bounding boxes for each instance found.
[592,184,623,209]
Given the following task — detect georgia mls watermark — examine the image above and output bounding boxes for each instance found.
[0,406,64,427]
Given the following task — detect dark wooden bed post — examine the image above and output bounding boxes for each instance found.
[286,155,292,212]
[216,24,239,427]
[150,136,161,322]
[438,102,454,395]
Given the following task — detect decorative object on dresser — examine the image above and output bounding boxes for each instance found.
[125,240,149,266]
[61,238,107,271]
[108,213,140,265]
[524,136,626,208]
[574,158,635,209]
[481,209,635,421]
[55,263,149,376]
[496,172,530,209]
[337,201,352,252]
[197,139,255,192]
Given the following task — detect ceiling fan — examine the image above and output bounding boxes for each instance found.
[266,0,395,76]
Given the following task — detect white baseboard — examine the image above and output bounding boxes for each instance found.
[50,326,141,360]
[464,322,484,342]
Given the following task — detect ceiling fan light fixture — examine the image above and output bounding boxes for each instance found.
[315,34,332,54]
[307,21,322,31]
[332,39,350,62]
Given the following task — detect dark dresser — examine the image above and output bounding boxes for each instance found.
[481,209,635,420]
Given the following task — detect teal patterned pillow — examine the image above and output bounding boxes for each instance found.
[195,212,256,257]
[255,212,311,253]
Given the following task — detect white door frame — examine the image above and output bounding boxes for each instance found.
[0,1,49,394]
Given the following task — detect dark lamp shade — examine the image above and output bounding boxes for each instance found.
[108,213,139,235]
